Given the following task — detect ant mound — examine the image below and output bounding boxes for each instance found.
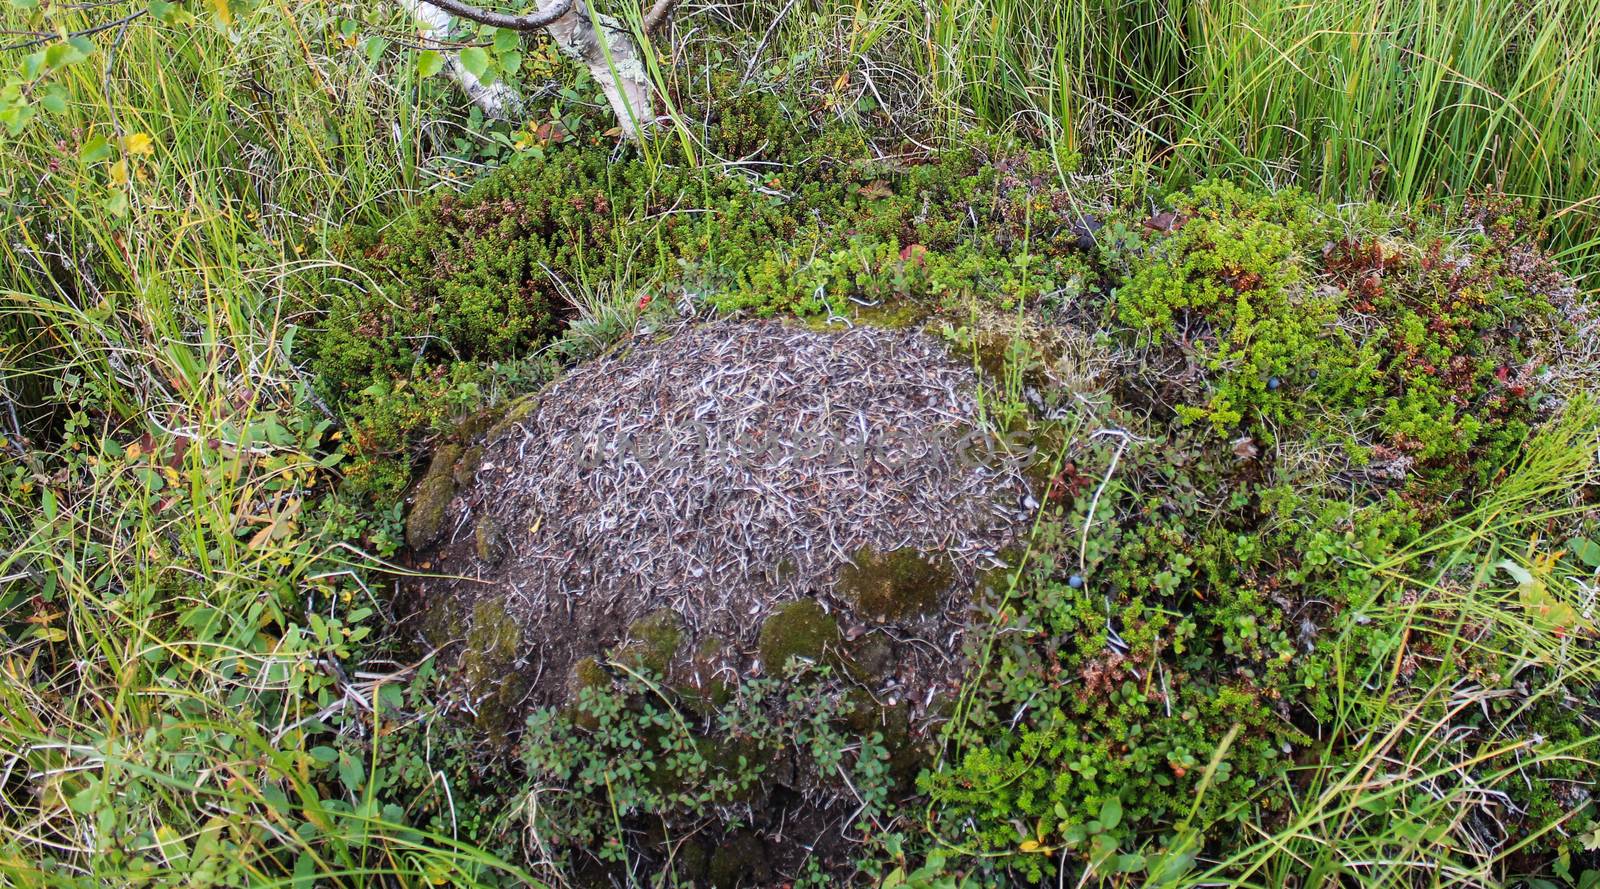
[403,318,1033,736]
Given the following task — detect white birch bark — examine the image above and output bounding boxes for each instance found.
[398,0,525,119]
[539,0,656,138]
[397,0,659,137]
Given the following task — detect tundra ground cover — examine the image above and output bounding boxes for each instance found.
[2,2,1598,887]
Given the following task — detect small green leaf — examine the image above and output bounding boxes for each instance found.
[292,851,316,888]
[416,50,444,78]
[102,188,128,217]
[67,779,101,814]
[1571,536,1600,569]
[378,683,404,711]
[308,745,339,764]
[1099,796,1122,830]
[492,27,519,53]
[337,750,363,795]
[1496,559,1533,587]
[38,86,66,114]
[3,102,36,133]
[459,46,489,79]
[79,134,112,163]
[43,40,88,69]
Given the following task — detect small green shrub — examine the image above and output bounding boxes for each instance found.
[1106,183,1566,492]
[1112,181,1333,434]
[296,97,1592,884]
[924,189,1592,881]
[307,107,1103,499]
[519,664,899,882]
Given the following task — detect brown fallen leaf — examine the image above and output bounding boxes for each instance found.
[1143,211,1185,233]
[856,179,893,200]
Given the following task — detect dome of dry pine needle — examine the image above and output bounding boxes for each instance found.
[402,318,1035,727]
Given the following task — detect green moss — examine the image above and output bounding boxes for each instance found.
[473,513,507,565]
[616,609,683,677]
[416,585,468,652]
[1018,424,1073,493]
[565,656,611,731]
[804,297,930,332]
[673,842,711,886]
[757,599,842,676]
[458,599,528,746]
[969,329,1018,381]
[452,445,483,487]
[484,394,540,444]
[838,547,953,621]
[452,406,503,442]
[855,299,930,329]
[569,656,610,698]
[847,631,896,680]
[404,443,462,550]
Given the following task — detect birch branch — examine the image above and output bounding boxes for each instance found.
[398,0,676,138]
[397,0,525,119]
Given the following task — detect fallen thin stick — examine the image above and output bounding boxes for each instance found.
[1080,428,1133,572]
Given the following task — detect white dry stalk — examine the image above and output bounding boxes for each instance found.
[398,0,658,136]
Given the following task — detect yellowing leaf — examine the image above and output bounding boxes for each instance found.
[153,824,185,855]
[109,158,129,186]
[247,498,302,550]
[1498,557,1582,631]
[122,132,154,156]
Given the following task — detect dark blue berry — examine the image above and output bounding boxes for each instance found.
[1267,376,1281,390]
[1068,574,1085,589]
